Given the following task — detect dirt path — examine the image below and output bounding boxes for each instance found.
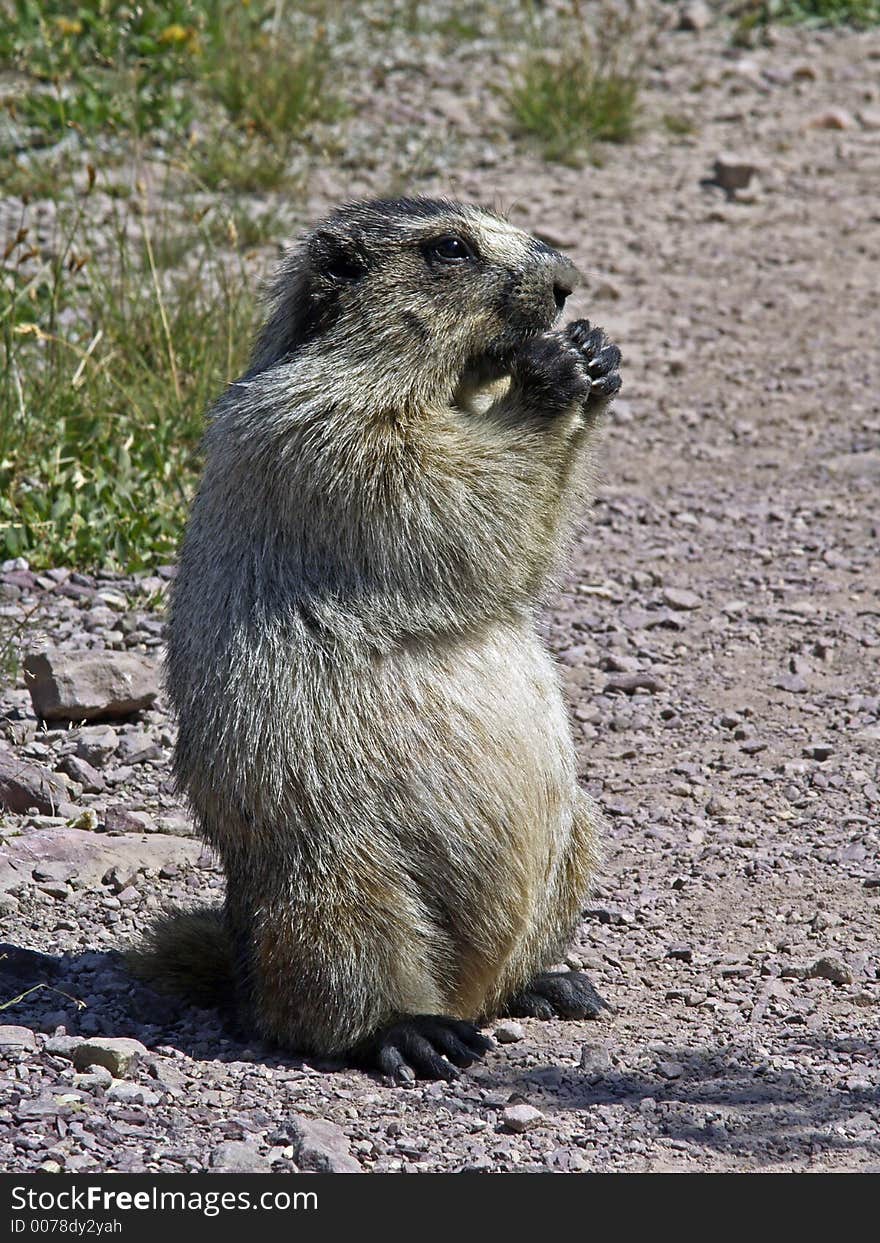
[1,15,878,1172]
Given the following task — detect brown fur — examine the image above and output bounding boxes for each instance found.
[130,198,617,1072]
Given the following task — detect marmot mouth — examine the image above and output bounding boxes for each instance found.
[465,325,552,383]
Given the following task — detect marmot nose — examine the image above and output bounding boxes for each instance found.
[550,257,580,312]
[553,281,573,311]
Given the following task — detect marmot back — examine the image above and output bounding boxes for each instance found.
[132,197,622,1082]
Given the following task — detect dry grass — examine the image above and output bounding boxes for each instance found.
[506,1,649,166]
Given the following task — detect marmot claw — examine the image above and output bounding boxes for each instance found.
[502,970,609,1021]
[369,1015,493,1085]
[565,319,623,409]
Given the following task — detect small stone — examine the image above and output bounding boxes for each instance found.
[31,860,78,884]
[38,881,71,901]
[584,903,634,924]
[662,587,701,611]
[45,1035,80,1056]
[24,650,160,723]
[807,108,854,130]
[70,1037,148,1077]
[494,1021,525,1044]
[287,1116,361,1173]
[0,743,71,816]
[603,672,662,694]
[803,742,833,761]
[666,944,694,963]
[210,1140,272,1173]
[713,152,761,193]
[807,955,853,985]
[503,1103,543,1133]
[579,1044,612,1077]
[102,864,138,893]
[105,1081,161,1106]
[75,726,118,767]
[774,674,808,694]
[73,1066,113,1090]
[657,1060,684,1080]
[678,1,710,32]
[58,754,105,793]
[102,805,152,834]
[705,794,734,818]
[811,911,841,932]
[858,108,880,131]
[115,734,162,765]
[601,653,642,674]
[0,1024,38,1051]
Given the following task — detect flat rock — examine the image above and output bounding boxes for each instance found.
[713,152,761,193]
[0,1024,38,1051]
[603,672,661,694]
[807,108,854,131]
[105,1082,161,1106]
[210,1140,273,1173]
[0,743,71,816]
[69,1037,148,1076]
[827,451,880,479]
[579,1044,612,1078]
[287,1116,361,1173]
[24,650,160,723]
[0,827,201,892]
[662,587,701,611]
[75,725,119,767]
[503,1104,543,1133]
[58,754,105,793]
[807,955,853,985]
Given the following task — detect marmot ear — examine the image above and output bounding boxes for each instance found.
[308,230,367,283]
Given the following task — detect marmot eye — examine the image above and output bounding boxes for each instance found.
[425,235,473,264]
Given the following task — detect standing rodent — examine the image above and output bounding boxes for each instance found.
[132,197,622,1082]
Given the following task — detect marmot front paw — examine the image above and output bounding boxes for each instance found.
[510,334,592,416]
[565,320,622,413]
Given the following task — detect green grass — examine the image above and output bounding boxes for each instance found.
[0,183,257,570]
[206,23,344,142]
[188,130,294,193]
[663,112,697,137]
[775,0,880,22]
[0,2,344,153]
[0,1,345,573]
[506,1,646,166]
[508,46,640,165]
[0,1,204,141]
[733,0,880,41]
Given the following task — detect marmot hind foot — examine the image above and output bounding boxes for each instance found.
[502,970,609,1021]
[361,1015,493,1085]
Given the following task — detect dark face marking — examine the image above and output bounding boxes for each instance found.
[401,311,430,344]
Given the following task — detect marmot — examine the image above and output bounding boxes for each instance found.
[132,197,622,1083]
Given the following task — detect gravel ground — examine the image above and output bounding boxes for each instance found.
[1,9,879,1173]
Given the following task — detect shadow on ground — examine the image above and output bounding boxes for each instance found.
[3,940,877,1168]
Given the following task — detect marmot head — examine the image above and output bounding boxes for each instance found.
[249,197,581,404]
